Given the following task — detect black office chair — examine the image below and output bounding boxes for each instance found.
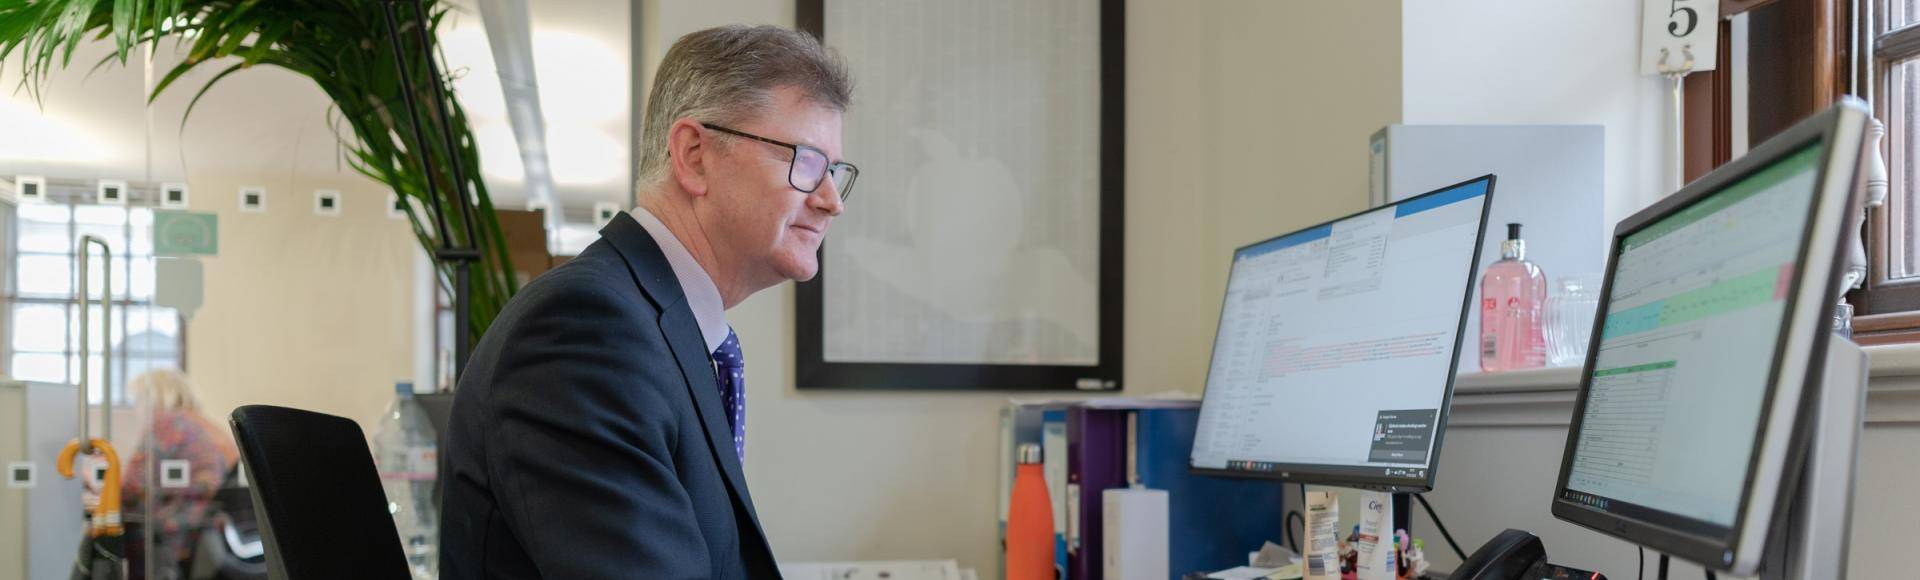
[228,405,412,580]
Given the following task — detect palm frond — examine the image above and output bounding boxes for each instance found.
[0,0,519,348]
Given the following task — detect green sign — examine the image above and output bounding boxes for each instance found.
[154,211,218,256]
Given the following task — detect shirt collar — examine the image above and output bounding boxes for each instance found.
[630,207,730,354]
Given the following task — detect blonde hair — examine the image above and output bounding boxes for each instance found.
[130,368,200,412]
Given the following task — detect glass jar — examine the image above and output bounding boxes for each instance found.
[1543,275,1602,367]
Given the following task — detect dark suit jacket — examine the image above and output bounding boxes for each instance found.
[439,213,780,579]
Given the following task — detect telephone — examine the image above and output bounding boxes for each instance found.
[1451,529,1608,580]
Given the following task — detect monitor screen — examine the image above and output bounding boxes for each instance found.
[1190,176,1492,490]
[1560,143,1825,536]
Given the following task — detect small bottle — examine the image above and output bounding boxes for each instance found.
[1480,223,1548,372]
[374,382,440,580]
[1006,444,1055,580]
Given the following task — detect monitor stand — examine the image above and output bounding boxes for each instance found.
[1395,493,1411,537]
[1758,335,1867,580]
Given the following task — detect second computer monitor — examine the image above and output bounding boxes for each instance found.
[1551,101,1870,575]
[1189,175,1494,491]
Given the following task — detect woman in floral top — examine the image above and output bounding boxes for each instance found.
[121,369,239,579]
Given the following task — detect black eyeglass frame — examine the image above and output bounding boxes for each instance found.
[701,123,859,200]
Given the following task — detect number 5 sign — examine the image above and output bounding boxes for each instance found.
[1641,0,1720,75]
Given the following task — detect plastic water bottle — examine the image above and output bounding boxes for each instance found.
[374,382,439,579]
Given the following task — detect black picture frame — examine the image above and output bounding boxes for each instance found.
[794,0,1125,391]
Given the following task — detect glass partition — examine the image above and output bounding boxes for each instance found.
[0,2,632,578]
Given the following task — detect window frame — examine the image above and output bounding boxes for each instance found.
[1846,0,1920,342]
[2,180,186,405]
[1677,1,1920,340]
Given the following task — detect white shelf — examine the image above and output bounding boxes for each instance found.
[1446,343,1920,428]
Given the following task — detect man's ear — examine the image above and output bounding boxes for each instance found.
[667,118,710,197]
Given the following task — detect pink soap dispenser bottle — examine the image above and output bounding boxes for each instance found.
[1480,223,1548,371]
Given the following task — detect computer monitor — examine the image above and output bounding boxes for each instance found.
[1551,102,1870,575]
[1189,175,1494,492]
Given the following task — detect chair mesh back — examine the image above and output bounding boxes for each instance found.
[229,405,413,580]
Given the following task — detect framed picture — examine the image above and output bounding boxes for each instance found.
[794,0,1124,391]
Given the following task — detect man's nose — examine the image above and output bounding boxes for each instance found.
[809,179,844,216]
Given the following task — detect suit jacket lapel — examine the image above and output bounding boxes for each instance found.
[598,213,768,535]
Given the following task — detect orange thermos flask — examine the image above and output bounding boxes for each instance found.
[1007,443,1055,580]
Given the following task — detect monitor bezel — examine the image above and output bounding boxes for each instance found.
[1188,174,1496,492]
[1549,101,1869,573]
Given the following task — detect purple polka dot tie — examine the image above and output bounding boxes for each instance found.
[711,329,746,462]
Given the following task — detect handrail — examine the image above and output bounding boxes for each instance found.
[75,235,112,453]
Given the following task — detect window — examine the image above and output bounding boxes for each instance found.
[1851,0,1920,340]
[1668,0,1920,339]
[4,182,183,404]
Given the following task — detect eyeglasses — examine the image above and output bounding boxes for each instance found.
[702,123,859,202]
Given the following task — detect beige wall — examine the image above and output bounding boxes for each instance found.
[1194,1,1403,304]
[155,49,415,436]
[180,173,417,433]
[155,62,418,433]
[645,1,1401,576]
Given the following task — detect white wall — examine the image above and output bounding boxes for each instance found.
[1401,0,1671,230]
[640,1,1400,577]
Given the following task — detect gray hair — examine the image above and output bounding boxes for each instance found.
[637,25,853,189]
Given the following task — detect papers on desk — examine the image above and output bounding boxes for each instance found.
[1210,544,1303,580]
[1207,562,1304,580]
[778,560,969,580]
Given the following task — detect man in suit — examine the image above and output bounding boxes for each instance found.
[440,25,855,579]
